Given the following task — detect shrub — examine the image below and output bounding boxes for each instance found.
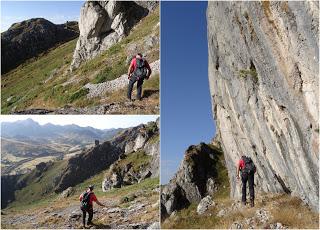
[68,88,89,103]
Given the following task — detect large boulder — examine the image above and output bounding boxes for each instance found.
[207,1,319,211]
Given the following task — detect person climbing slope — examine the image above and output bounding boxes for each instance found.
[127,53,152,101]
[236,155,256,207]
[79,185,105,228]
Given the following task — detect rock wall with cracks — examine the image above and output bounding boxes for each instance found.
[71,0,158,70]
[207,1,319,211]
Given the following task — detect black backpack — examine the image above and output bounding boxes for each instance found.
[80,192,91,210]
[133,58,148,79]
[242,156,256,174]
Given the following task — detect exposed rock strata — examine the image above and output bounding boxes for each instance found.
[207,1,319,211]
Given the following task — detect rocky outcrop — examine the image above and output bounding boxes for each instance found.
[71,1,158,70]
[1,18,78,74]
[207,1,319,211]
[102,119,160,191]
[197,195,215,215]
[161,143,224,218]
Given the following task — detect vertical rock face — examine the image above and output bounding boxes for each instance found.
[207,1,319,211]
[71,0,157,70]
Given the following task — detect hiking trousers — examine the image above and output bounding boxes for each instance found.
[241,171,254,203]
[127,75,144,100]
[82,207,93,226]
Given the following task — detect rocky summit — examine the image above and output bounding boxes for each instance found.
[71,0,158,70]
[1,18,78,74]
[207,1,319,211]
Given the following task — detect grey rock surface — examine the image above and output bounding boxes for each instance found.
[161,143,223,217]
[71,1,158,70]
[207,1,319,211]
[196,195,215,215]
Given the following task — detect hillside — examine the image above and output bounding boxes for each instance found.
[1,120,160,229]
[1,2,159,114]
[1,18,78,74]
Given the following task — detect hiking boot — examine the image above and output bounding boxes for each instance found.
[250,200,254,207]
[241,201,246,207]
[87,221,93,225]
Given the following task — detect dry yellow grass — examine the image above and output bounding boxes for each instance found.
[161,193,319,229]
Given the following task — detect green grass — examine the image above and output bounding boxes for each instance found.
[1,39,77,113]
[108,150,151,176]
[91,56,127,84]
[7,160,68,209]
[68,88,89,103]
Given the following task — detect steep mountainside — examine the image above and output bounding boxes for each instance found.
[207,1,319,211]
[1,18,78,74]
[1,1,159,114]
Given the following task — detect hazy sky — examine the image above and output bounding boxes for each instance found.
[1,1,84,32]
[0,115,159,129]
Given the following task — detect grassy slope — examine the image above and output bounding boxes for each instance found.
[1,8,159,113]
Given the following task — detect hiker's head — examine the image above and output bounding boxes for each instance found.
[136,53,143,59]
[88,185,94,191]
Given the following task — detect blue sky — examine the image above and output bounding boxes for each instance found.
[1,1,84,31]
[161,1,216,184]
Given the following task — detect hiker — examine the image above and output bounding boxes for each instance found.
[127,53,152,101]
[236,155,256,207]
[79,185,105,228]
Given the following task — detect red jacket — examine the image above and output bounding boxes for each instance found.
[238,158,256,173]
[79,191,97,206]
[129,57,151,75]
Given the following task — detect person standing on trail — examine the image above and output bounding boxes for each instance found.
[127,53,152,101]
[79,185,105,228]
[236,156,256,207]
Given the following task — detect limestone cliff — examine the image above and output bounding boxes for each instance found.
[71,0,158,69]
[207,1,319,211]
